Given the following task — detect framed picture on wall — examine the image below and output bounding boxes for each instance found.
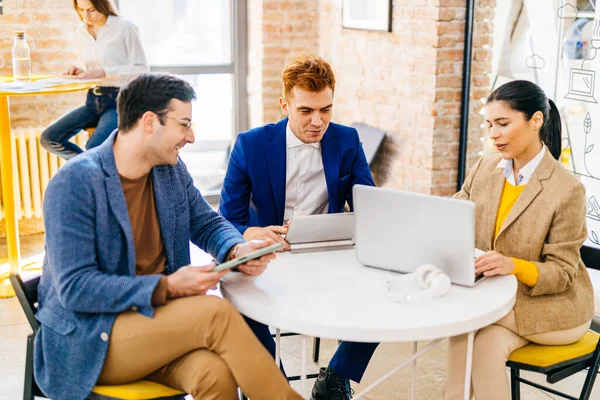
[342,0,392,32]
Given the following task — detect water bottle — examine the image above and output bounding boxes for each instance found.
[12,31,31,83]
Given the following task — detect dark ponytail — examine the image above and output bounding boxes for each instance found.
[543,99,562,160]
[487,80,562,160]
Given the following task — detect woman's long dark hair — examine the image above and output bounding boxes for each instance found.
[73,0,119,19]
[487,80,561,160]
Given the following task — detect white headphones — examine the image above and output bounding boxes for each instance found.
[386,264,452,303]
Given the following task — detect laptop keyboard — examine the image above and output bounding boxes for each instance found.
[474,253,484,282]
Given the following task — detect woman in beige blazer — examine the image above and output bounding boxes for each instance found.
[443,80,595,400]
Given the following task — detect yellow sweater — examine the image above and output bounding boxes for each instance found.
[495,181,539,287]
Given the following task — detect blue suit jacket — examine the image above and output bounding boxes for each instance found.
[34,132,244,400]
[219,118,375,233]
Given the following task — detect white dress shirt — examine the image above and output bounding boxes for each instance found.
[78,16,149,87]
[284,123,329,221]
[497,144,546,186]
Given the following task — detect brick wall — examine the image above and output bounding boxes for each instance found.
[248,0,495,196]
[432,0,495,196]
[247,0,320,126]
[0,0,83,236]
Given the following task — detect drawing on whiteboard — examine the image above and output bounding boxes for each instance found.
[590,230,600,245]
[592,19,600,49]
[583,112,597,177]
[573,112,600,181]
[576,13,600,70]
[557,4,578,19]
[588,231,600,244]
[564,68,598,104]
[526,54,545,69]
[587,195,600,222]
[581,49,598,70]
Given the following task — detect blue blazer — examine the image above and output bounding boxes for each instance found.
[219,118,375,233]
[34,132,244,400]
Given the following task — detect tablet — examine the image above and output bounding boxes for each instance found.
[212,242,283,272]
[285,213,354,244]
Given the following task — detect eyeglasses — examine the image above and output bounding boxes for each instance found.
[164,116,193,132]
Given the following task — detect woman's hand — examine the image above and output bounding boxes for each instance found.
[76,67,106,79]
[64,65,84,76]
[475,251,515,277]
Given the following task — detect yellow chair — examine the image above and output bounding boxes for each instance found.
[506,331,600,399]
[9,273,187,400]
[90,380,185,400]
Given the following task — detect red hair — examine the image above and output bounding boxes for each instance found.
[282,55,336,99]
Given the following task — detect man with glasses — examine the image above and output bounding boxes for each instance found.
[35,73,304,400]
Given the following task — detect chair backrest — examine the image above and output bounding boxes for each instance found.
[581,245,600,271]
[9,274,40,332]
[352,123,386,166]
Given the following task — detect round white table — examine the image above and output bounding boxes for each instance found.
[221,249,517,399]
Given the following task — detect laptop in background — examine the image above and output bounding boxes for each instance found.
[285,213,354,253]
[353,185,484,287]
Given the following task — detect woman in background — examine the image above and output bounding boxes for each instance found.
[444,80,594,400]
[41,0,148,159]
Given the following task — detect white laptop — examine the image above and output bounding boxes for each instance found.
[353,185,485,287]
[285,213,354,253]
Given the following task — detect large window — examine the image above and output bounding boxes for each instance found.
[118,0,247,197]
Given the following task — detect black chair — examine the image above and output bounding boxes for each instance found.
[582,245,600,333]
[9,273,186,400]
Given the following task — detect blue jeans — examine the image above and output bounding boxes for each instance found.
[243,316,379,383]
[41,88,119,159]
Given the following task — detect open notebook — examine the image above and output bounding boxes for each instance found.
[285,213,354,253]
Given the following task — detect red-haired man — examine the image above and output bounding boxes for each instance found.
[219,55,378,400]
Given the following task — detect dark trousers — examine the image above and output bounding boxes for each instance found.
[41,88,119,160]
[243,316,379,383]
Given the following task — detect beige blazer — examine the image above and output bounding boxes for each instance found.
[455,151,594,336]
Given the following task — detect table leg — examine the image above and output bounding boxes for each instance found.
[353,338,442,400]
[275,328,281,367]
[301,335,307,397]
[411,341,417,400]
[0,95,19,298]
[463,331,474,400]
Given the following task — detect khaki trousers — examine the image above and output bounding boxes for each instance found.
[443,310,591,400]
[97,295,302,400]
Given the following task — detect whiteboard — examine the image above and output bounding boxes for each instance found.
[555,2,600,249]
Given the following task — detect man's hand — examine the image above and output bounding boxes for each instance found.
[76,67,106,79]
[64,65,84,76]
[165,263,228,299]
[243,225,290,251]
[234,239,278,276]
[475,251,515,277]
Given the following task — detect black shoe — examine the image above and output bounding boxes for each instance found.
[310,367,354,400]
